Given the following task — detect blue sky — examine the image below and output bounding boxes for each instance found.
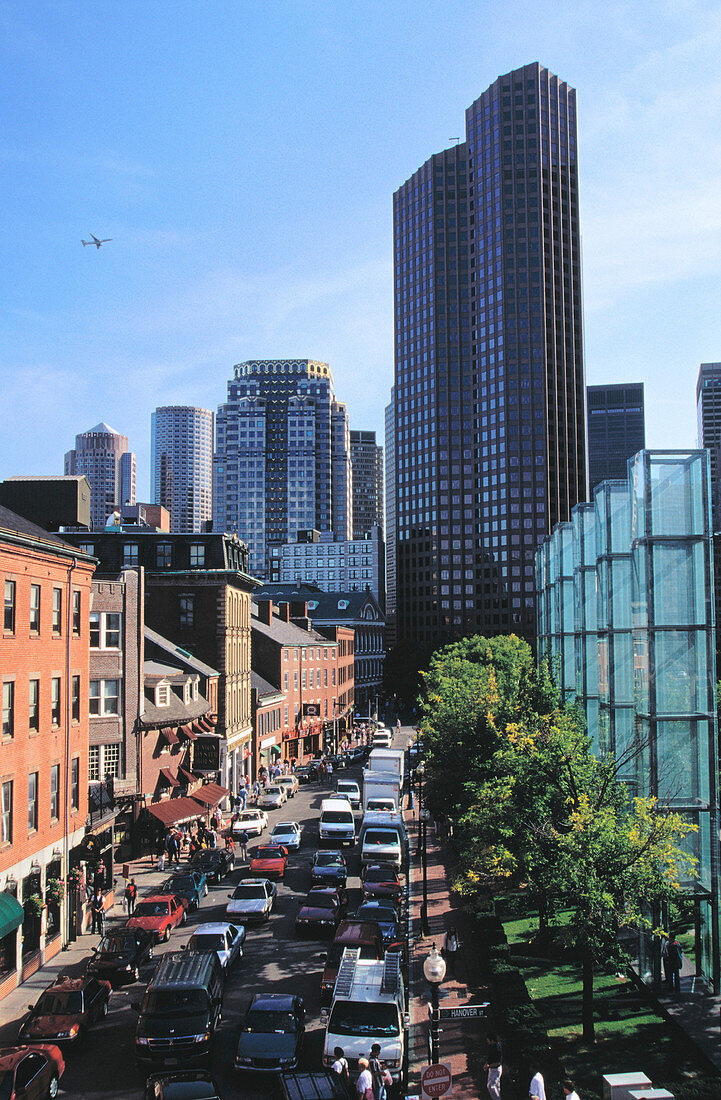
[1,0,720,497]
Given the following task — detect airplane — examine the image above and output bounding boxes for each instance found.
[81,234,112,249]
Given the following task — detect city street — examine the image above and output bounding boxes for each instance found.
[0,729,412,1099]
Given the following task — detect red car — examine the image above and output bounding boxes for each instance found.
[249,844,288,879]
[361,863,403,902]
[0,1044,64,1098]
[17,975,111,1048]
[126,894,188,942]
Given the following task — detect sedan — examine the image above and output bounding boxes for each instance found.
[145,1070,221,1100]
[0,1044,65,1099]
[190,848,235,883]
[250,844,288,880]
[184,922,245,973]
[226,878,277,923]
[277,775,299,798]
[234,994,305,1073]
[270,821,301,851]
[355,901,404,951]
[361,863,403,903]
[18,975,111,1047]
[126,895,188,943]
[232,809,268,838]
[294,763,321,784]
[311,850,347,892]
[160,870,208,911]
[86,928,154,984]
[295,888,346,937]
[258,785,286,810]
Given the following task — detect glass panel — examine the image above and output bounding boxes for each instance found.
[652,542,706,626]
[654,630,709,715]
[611,558,632,629]
[649,455,705,538]
[611,631,633,705]
[656,719,709,807]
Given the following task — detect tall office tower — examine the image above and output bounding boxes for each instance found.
[64,422,136,529]
[587,383,645,493]
[384,392,397,640]
[214,359,352,576]
[151,406,214,532]
[351,430,384,538]
[697,363,721,530]
[393,62,587,645]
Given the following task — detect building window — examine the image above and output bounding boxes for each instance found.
[89,746,100,781]
[3,580,15,633]
[123,543,139,567]
[2,681,14,737]
[72,590,81,635]
[102,743,120,778]
[156,684,170,706]
[52,588,62,633]
[89,679,120,717]
[51,677,61,726]
[71,758,80,811]
[79,542,94,556]
[156,543,172,567]
[28,773,38,833]
[189,543,205,567]
[1,781,12,844]
[179,595,194,629]
[72,675,80,722]
[90,612,121,649]
[29,585,40,632]
[50,765,59,821]
[28,679,40,732]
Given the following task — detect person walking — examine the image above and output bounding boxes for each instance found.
[237,830,249,863]
[91,888,105,935]
[124,878,138,915]
[443,924,459,977]
[326,759,334,787]
[529,1064,546,1100]
[331,1046,349,1082]
[562,1081,580,1100]
[668,934,683,993]
[356,1057,373,1100]
[483,1032,502,1099]
[369,1043,386,1100]
[238,783,247,811]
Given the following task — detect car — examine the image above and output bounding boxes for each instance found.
[270,821,302,851]
[145,1069,222,1099]
[277,775,299,798]
[258,785,286,810]
[234,993,305,1073]
[184,922,246,973]
[335,780,361,809]
[86,927,155,984]
[190,848,235,883]
[126,895,188,943]
[232,809,268,837]
[226,878,277,923]
[355,901,404,952]
[311,850,348,892]
[361,863,403,903]
[250,844,288,879]
[294,762,321,784]
[18,974,111,1047]
[160,870,208,911]
[0,1044,65,1099]
[295,888,347,937]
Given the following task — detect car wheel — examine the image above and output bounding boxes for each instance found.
[203,884,208,896]
[48,1075,59,1099]
[101,999,109,1017]
[180,911,187,926]
[163,927,171,943]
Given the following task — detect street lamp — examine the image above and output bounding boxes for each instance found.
[420,808,430,936]
[423,943,446,1065]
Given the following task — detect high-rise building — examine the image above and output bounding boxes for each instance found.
[392,63,586,645]
[350,430,384,538]
[64,422,136,529]
[587,383,645,493]
[214,359,352,576]
[384,391,397,646]
[151,406,214,532]
[696,362,721,530]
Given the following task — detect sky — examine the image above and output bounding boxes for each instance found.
[1,0,720,498]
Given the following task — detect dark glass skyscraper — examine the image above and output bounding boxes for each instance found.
[391,62,587,644]
[587,383,645,493]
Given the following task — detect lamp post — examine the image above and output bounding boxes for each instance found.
[423,943,446,1065]
[420,808,430,936]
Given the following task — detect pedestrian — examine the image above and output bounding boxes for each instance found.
[483,1032,502,1100]
[443,924,459,977]
[562,1080,580,1100]
[356,1057,373,1100]
[91,888,105,935]
[124,878,138,915]
[238,784,247,811]
[369,1043,384,1100]
[529,1064,546,1100]
[326,759,334,786]
[210,812,219,831]
[331,1046,349,1082]
[157,845,166,873]
[396,718,401,735]
[237,830,249,862]
[668,934,683,993]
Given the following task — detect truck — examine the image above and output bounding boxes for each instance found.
[358,811,408,869]
[366,748,404,787]
[362,770,401,812]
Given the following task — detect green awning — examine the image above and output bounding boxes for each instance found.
[0,893,24,938]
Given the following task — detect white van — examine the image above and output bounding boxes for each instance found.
[319,797,356,847]
[372,730,392,749]
[336,779,361,809]
[359,811,406,869]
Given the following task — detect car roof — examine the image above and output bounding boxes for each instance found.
[314,849,344,860]
[45,974,85,991]
[308,886,338,896]
[273,822,298,829]
[139,894,176,902]
[237,877,269,886]
[191,922,237,935]
[250,993,298,1010]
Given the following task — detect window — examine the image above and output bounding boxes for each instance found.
[52,588,62,633]
[29,584,40,632]
[2,682,14,738]
[89,679,120,717]
[72,675,80,722]
[3,580,15,632]
[123,543,139,567]
[156,543,172,567]
[51,677,61,726]
[71,758,79,811]
[50,765,59,821]
[28,773,38,832]
[90,612,121,649]
[89,746,100,782]
[156,683,170,706]
[29,679,40,732]
[189,543,205,567]
[102,743,120,778]
[179,595,194,629]
[1,781,12,844]
[72,590,81,635]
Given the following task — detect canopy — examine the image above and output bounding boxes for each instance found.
[159,768,180,788]
[160,727,179,745]
[191,782,229,807]
[147,797,203,827]
[0,893,24,939]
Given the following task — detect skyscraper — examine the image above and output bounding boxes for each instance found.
[384,390,397,644]
[64,422,136,529]
[392,62,587,645]
[696,362,721,530]
[151,405,214,532]
[350,430,384,538]
[214,359,352,576]
[587,383,645,493]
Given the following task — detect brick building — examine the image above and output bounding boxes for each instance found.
[0,507,95,1000]
[251,672,285,778]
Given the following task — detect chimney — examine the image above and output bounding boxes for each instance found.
[257,600,273,625]
[290,600,308,619]
[278,603,290,623]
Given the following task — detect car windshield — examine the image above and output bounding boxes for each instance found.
[315,853,343,867]
[306,893,337,909]
[365,831,399,845]
[358,906,396,923]
[166,877,194,890]
[328,1001,399,1036]
[369,801,395,812]
[265,787,281,795]
[240,812,260,821]
[37,990,83,1014]
[365,870,398,885]
[98,932,136,953]
[143,989,208,1015]
[272,827,294,836]
[337,784,358,794]
[255,847,282,859]
[322,811,353,824]
[190,934,226,952]
[245,1008,295,1033]
[135,901,170,917]
[195,853,218,864]
[232,885,266,900]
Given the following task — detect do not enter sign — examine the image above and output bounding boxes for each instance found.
[421,1063,452,1099]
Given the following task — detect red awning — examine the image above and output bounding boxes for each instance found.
[191,782,229,807]
[192,721,207,735]
[179,767,199,784]
[147,797,203,827]
[180,724,197,740]
[161,727,179,744]
[159,768,180,788]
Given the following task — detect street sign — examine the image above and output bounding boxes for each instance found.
[421,1063,452,1099]
[438,1002,489,1021]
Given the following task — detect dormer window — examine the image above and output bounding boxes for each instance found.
[192,680,199,700]
[156,683,170,707]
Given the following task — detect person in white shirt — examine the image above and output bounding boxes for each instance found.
[529,1067,546,1100]
[331,1045,349,1081]
[356,1057,373,1100]
[562,1080,580,1100]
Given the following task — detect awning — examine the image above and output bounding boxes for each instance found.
[0,893,24,939]
[180,724,197,740]
[160,727,179,745]
[191,782,229,807]
[159,768,180,788]
[179,767,199,784]
[147,797,203,827]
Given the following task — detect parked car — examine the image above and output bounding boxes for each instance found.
[160,870,208,911]
[294,762,321,784]
[250,844,288,880]
[234,994,305,1073]
[277,775,299,798]
[361,864,403,903]
[310,850,348,892]
[190,848,235,883]
[145,1069,222,1099]
[335,780,361,809]
[126,895,188,943]
[355,901,404,953]
[18,975,111,1047]
[184,922,246,973]
[226,878,277,923]
[232,809,268,837]
[295,888,347,937]
[258,785,286,810]
[0,1044,65,1099]
[270,821,302,851]
[133,952,223,1071]
[86,927,155,984]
